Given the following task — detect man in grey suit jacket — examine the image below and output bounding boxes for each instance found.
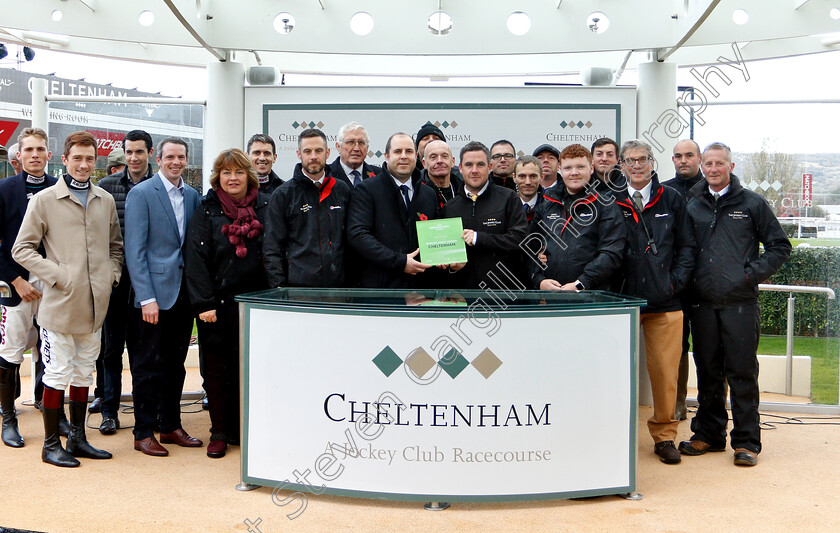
[125,137,202,457]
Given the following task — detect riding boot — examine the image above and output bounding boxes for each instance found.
[42,406,79,467]
[0,365,24,447]
[66,400,112,459]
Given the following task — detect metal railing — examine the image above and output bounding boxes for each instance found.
[758,284,836,397]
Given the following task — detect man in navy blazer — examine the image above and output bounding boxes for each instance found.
[125,137,202,456]
[347,132,438,289]
[0,128,59,448]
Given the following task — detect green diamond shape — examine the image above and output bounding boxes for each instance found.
[438,348,469,379]
[559,121,568,128]
[373,346,403,377]
[375,150,382,157]
[292,121,300,128]
[308,121,316,128]
[441,121,449,128]
[577,121,584,128]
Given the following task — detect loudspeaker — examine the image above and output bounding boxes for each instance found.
[580,67,614,86]
[247,66,278,86]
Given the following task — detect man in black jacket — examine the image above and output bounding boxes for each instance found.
[678,142,791,467]
[590,137,621,193]
[614,140,696,464]
[247,134,284,195]
[441,142,528,290]
[264,128,351,288]
[420,140,463,210]
[348,133,438,289]
[95,129,154,434]
[489,140,517,191]
[329,122,382,188]
[526,144,626,291]
[0,128,59,448]
[662,138,704,422]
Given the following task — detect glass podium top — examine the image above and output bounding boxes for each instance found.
[236,288,646,312]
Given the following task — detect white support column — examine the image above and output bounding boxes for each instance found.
[31,78,49,136]
[203,60,245,193]
[636,60,680,165]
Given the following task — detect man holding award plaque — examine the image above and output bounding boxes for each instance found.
[347,133,439,289]
[439,142,528,289]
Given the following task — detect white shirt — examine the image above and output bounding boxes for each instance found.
[626,180,653,207]
[391,174,413,203]
[709,183,730,197]
[522,196,538,210]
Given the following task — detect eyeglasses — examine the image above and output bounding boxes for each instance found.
[490,153,516,161]
[621,156,651,166]
[343,139,367,147]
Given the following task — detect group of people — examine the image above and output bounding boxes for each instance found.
[0,121,791,470]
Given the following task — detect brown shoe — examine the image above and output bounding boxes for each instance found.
[678,440,726,456]
[654,441,682,464]
[160,428,203,447]
[734,448,758,466]
[134,436,169,457]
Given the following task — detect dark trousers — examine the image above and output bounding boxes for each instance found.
[100,273,140,418]
[689,302,762,454]
[196,304,240,442]
[676,310,691,411]
[131,289,193,440]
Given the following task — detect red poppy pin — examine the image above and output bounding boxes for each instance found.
[418,213,429,221]
[367,171,376,178]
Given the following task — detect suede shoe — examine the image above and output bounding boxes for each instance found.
[654,441,681,464]
[134,436,169,457]
[207,440,227,458]
[678,439,726,456]
[734,448,758,466]
[99,416,119,435]
[160,428,203,447]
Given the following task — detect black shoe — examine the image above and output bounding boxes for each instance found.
[202,396,210,410]
[42,407,79,467]
[66,401,112,460]
[88,397,103,413]
[33,400,43,412]
[99,416,120,435]
[654,441,681,464]
[678,439,726,456]
[734,448,758,466]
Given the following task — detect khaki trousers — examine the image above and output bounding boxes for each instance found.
[641,310,683,443]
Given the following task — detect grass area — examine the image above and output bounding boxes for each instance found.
[790,238,840,247]
[758,335,839,405]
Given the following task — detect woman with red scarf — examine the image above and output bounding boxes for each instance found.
[185,149,269,458]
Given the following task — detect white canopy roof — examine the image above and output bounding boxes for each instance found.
[2,0,840,77]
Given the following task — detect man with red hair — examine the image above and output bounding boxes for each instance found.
[526,144,625,291]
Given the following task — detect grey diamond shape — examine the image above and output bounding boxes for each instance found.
[471,348,503,379]
[317,121,324,128]
[747,181,759,190]
[760,180,771,191]
[405,348,436,378]
[434,121,442,127]
[585,121,593,128]
[450,120,458,128]
[771,181,783,191]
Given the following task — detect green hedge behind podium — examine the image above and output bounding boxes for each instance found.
[759,247,840,337]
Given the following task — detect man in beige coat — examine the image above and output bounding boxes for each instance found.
[13,131,123,467]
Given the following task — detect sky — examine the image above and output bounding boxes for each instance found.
[3,46,840,154]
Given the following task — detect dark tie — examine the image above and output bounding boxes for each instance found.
[633,191,644,212]
[713,192,721,203]
[350,169,361,187]
[399,184,411,209]
[523,202,533,214]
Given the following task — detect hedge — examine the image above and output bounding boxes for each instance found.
[759,246,840,337]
